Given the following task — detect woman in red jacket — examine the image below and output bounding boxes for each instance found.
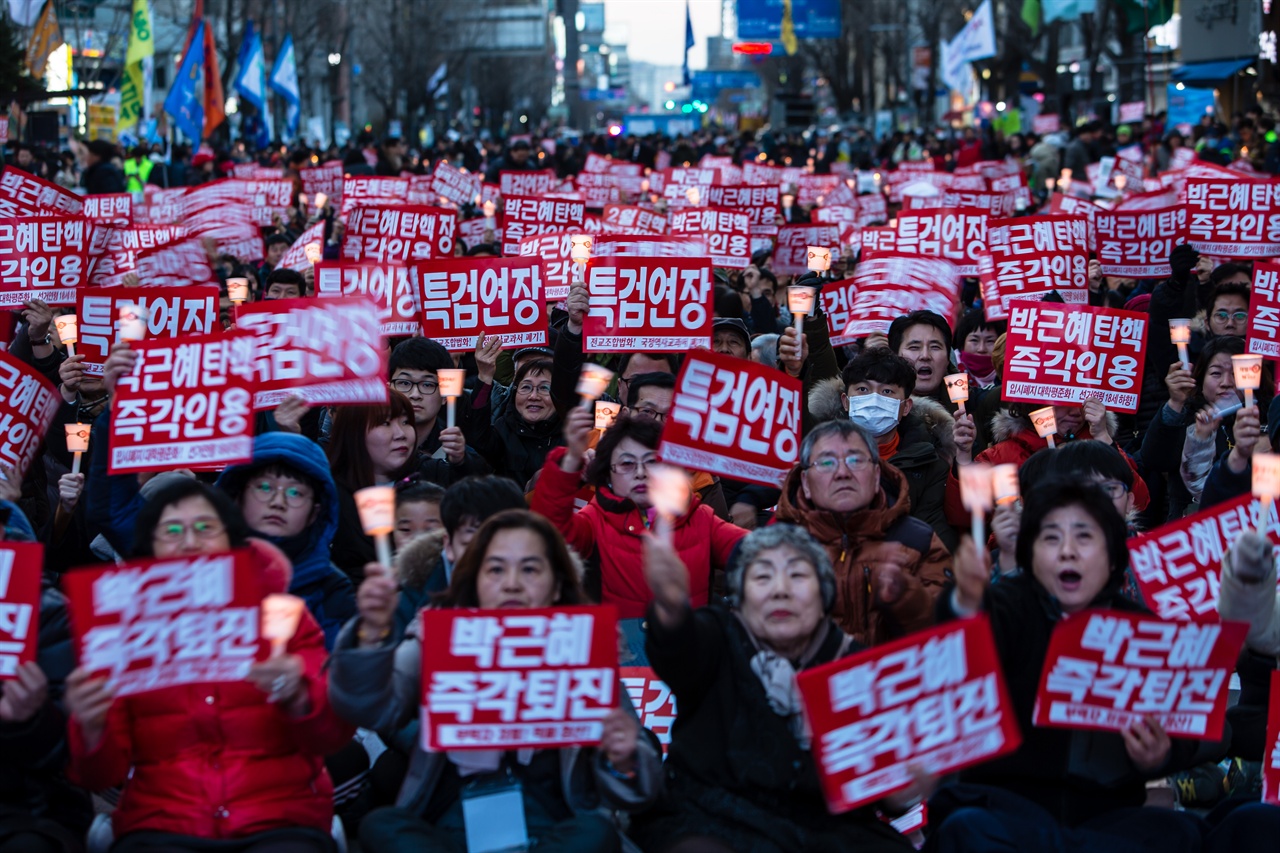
[530,409,748,618]
[63,480,353,853]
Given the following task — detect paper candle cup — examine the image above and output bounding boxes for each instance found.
[944,373,970,404]
[1114,174,1128,191]
[354,486,395,536]
[569,234,593,265]
[298,193,308,207]
[1232,354,1263,390]
[118,303,147,341]
[314,192,328,210]
[685,187,700,205]
[806,246,832,272]
[482,200,496,218]
[1045,177,1056,192]
[992,463,1020,504]
[595,400,620,430]
[958,464,995,514]
[65,423,90,453]
[227,278,250,303]
[1253,453,1280,514]
[437,368,466,399]
[1030,406,1058,440]
[787,285,818,318]
[261,593,306,653]
[577,363,614,402]
[304,243,323,264]
[1169,319,1192,345]
[54,314,78,346]
[647,464,692,520]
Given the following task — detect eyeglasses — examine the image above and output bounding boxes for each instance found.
[1094,480,1130,499]
[517,382,552,397]
[611,456,657,475]
[247,480,314,507]
[155,519,226,543]
[391,378,440,396]
[632,406,667,422]
[807,453,874,474]
[1213,311,1248,324]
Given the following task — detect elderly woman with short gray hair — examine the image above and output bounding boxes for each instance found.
[628,525,918,853]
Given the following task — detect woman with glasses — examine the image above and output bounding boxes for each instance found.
[325,391,418,581]
[461,358,564,490]
[63,479,353,853]
[530,409,747,618]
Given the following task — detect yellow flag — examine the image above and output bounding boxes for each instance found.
[24,2,62,78]
[119,0,154,130]
[781,0,798,56]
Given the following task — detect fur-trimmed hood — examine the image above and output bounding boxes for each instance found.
[396,528,446,590]
[809,377,957,464]
[990,406,1119,444]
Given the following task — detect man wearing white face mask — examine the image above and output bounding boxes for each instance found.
[809,348,957,551]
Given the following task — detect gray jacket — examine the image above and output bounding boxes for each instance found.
[328,615,663,820]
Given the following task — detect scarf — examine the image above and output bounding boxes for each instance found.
[958,351,997,386]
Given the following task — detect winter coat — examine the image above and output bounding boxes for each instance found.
[326,612,662,820]
[67,539,354,841]
[529,447,747,618]
[412,417,492,487]
[216,433,357,649]
[810,378,958,550]
[629,606,914,853]
[773,461,951,646]
[936,572,1209,825]
[462,384,563,489]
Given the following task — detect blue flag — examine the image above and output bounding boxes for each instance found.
[164,20,206,141]
[234,21,268,112]
[682,1,694,86]
[269,34,300,140]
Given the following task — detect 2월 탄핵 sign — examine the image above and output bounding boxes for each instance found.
[419,605,619,750]
[659,349,802,487]
[1095,206,1187,279]
[342,204,458,263]
[63,550,263,698]
[1185,177,1280,257]
[109,331,256,474]
[797,616,1021,814]
[1128,494,1280,622]
[0,169,84,217]
[978,215,1089,322]
[234,297,388,409]
[1002,301,1148,413]
[601,206,668,236]
[502,195,586,255]
[415,256,548,352]
[316,262,421,337]
[0,542,42,678]
[668,207,751,268]
[0,217,89,306]
[0,349,60,481]
[77,286,220,376]
[583,256,714,352]
[1247,261,1280,358]
[840,254,961,340]
[895,208,988,277]
[1033,610,1247,739]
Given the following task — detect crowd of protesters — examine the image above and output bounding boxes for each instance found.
[2,107,1280,853]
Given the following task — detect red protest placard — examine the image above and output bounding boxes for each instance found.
[83,194,133,226]
[431,161,483,208]
[234,297,388,409]
[1033,113,1061,134]
[583,256,713,352]
[0,542,42,679]
[619,666,676,751]
[0,350,61,480]
[277,220,326,272]
[63,550,263,697]
[0,217,89,306]
[77,286,220,376]
[340,176,409,215]
[602,205,667,235]
[499,169,558,198]
[775,224,841,275]
[299,163,342,209]
[821,277,859,347]
[858,192,888,227]
[797,616,1021,814]
[238,179,294,227]
[860,226,897,256]
[668,207,750,268]
[518,232,577,301]
[135,236,218,288]
[316,262,420,337]
[1247,261,1280,358]
[415,256,548,352]
[181,181,264,262]
[593,234,706,258]
[419,605,619,750]
[1265,672,1280,806]
[575,171,622,208]
[1185,177,1280,257]
[742,162,786,186]
[978,215,1089,321]
[109,331,256,474]
[706,185,780,235]
[1129,494,1280,621]
[797,174,842,208]
[1048,193,1103,252]
[1033,610,1247,739]
[659,349,802,487]
[895,208,987,276]
[1095,206,1186,278]
[1002,301,1148,412]
[0,168,84,217]
[342,204,458,263]
[502,195,586,255]
[840,255,960,340]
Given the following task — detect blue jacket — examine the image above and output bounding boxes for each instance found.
[216,433,355,648]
